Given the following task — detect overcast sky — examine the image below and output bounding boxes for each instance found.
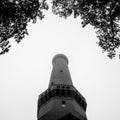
[0,7,120,120]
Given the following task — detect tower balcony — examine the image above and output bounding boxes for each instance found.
[37,83,87,117]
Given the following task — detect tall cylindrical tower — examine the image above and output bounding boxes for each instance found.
[37,54,87,120]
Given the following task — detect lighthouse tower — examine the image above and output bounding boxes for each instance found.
[37,54,87,120]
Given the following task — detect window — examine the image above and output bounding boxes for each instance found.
[57,85,60,88]
[62,101,66,107]
[66,86,70,89]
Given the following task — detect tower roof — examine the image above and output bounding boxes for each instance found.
[49,54,73,88]
[52,54,69,65]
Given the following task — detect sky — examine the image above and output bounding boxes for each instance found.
[0,6,120,120]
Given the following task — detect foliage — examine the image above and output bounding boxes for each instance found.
[52,0,120,59]
[1,0,120,59]
[0,0,48,54]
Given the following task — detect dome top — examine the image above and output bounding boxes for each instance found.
[52,54,68,65]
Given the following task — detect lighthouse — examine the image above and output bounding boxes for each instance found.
[37,54,87,120]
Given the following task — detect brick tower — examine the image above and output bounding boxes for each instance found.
[37,54,87,120]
